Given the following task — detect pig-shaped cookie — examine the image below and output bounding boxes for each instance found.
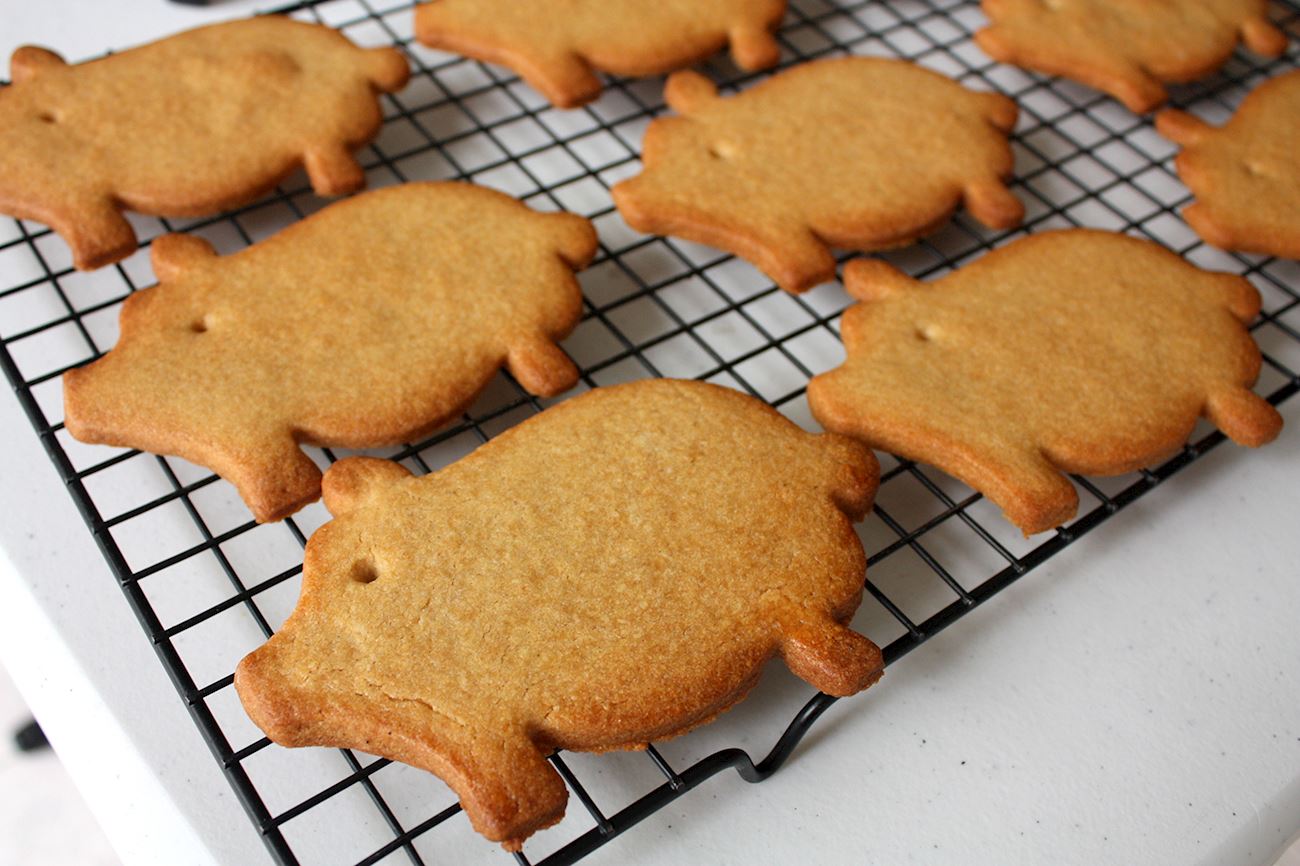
[612,58,1023,293]
[0,16,409,270]
[1157,70,1300,260]
[63,182,597,523]
[414,0,786,108]
[808,229,1283,536]
[235,378,883,850]
[975,0,1287,113]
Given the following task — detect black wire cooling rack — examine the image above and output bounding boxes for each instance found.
[1,1,1299,864]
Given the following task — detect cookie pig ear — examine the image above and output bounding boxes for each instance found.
[11,46,66,84]
[664,70,719,114]
[545,212,599,269]
[1155,109,1214,146]
[842,259,918,302]
[365,46,411,93]
[322,457,412,516]
[980,91,1019,133]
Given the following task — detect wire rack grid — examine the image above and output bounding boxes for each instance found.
[1,0,1298,864]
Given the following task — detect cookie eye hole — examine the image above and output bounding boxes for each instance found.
[914,325,937,342]
[350,561,379,585]
[37,111,57,124]
[707,142,736,160]
[190,315,211,334]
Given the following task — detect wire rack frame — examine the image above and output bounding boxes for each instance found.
[0,0,1298,864]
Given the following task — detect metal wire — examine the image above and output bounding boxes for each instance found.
[0,1,1297,864]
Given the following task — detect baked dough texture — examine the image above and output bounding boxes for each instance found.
[612,58,1023,294]
[1157,70,1300,260]
[414,0,786,108]
[63,182,597,523]
[0,16,410,270]
[975,0,1288,113]
[235,378,883,850]
[808,229,1282,536]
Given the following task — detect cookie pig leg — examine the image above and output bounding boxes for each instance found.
[1240,15,1288,57]
[507,333,579,398]
[454,731,568,850]
[728,24,781,71]
[225,436,324,523]
[964,178,1024,230]
[50,198,137,271]
[763,229,836,294]
[782,617,883,697]
[526,51,601,109]
[1205,386,1283,448]
[304,143,366,197]
[364,46,411,93]
[985,450,1080,535]
[1110,65,1167,114]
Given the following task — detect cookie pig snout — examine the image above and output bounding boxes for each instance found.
[62,362,123,443]
[234,646,316,747]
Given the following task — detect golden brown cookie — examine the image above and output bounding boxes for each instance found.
[0,16,409,271]
[235,378,883,850]
[808,229,1282,536]
[414,0,786,108]
[1157,71,1300,259]
[975,0,1288,113]
[63,182,596,523]
[611,58,1023,294]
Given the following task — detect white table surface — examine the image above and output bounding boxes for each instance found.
[1,2,1299,865]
